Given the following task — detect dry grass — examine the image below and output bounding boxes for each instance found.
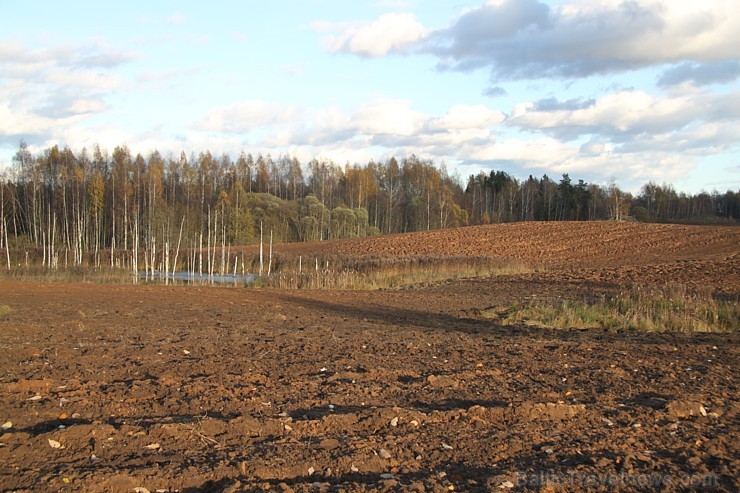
[249,254,538,290]
[0,266,133,284]
[0,254,537,290]
[485,284,738,333]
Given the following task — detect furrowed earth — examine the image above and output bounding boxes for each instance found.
[0,222,738,492]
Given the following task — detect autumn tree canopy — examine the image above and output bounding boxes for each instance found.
[1,141,737,269]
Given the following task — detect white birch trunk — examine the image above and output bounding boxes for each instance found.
[259,221,263,276]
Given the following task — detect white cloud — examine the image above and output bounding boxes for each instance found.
[0,40,132,148]
[42,123,130,156]
[44,69,123,93]
[430,104,505,130]
[381,0,740,81]
[192,96,506,163]
[353,97,427,135]
[0,40,134,77]
[0,101,65,138]
[507,89,740,140]
[65,98,109,115]
[168,12,186,25]
[657,60,740,87]
[468,136,573,168]
[465,135,697,188]
[617,121,740,155]
[579,137,607,156]
[320,13,427,57]
[301,99,502,152]
[195,100,305,134]
[493,87,738,188]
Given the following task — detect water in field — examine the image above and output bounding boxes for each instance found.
[138,271,256,285]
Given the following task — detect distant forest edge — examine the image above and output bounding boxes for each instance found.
[1,142,738,268]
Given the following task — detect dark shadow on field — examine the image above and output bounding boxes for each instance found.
[14,417,93,436]
[176,459,737,492]
[287,399,508,420]
[176,457,737,492]
[289,404,367,420]
[272,292,734,346]
[13,412,246,436]
[177,465,505,493]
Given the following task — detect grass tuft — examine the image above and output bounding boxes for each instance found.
[484,284,738,333]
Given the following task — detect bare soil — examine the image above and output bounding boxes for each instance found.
[0,222,738,492]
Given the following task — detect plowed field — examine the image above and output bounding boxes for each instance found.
[275,222,738,266]
[0,222,738,492]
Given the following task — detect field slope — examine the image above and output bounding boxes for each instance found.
[0,222,738,492]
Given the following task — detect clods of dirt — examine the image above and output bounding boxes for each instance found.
[0,223,738,492]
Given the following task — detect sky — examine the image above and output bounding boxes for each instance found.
[1,0,739,194]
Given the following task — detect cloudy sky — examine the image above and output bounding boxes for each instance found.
[2,0,738,193]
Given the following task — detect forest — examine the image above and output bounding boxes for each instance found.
[0,142,737,272]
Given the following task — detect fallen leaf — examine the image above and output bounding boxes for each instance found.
[144,443,161,450]
[48,439,63,449]
[134,488,151,493]
[182,349,191,355]
[1,421,11,430]
[28,395,43,401]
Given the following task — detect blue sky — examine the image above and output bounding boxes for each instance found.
[1,0,738,193]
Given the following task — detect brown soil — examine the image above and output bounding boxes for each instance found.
[273,221,738,267]
[0,222,738,492]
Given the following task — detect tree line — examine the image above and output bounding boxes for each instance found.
[0,142,737,270]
